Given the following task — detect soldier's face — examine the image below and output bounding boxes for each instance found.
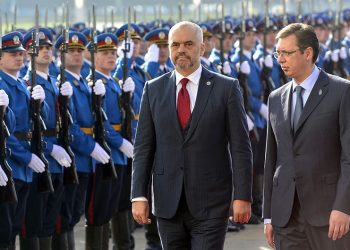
[223,33,234,53]
[203,36,214,54]
[132,39,140,58]
[0,51,24,73]
[243,31,256,51]
[96,50,117,73]
[37,45,53,66]
[158,44,169,65]
[169,25,204,75]
[65,48,84,69]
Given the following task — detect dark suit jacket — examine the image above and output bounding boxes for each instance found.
[263,69,350,227]
[131,67,252,220]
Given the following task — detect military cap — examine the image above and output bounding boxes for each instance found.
[81,28,102,43]
[87,33,118,51]
[115,23,141,42]
[212,20,235,36]
[104,26,118,34]
[15,28,27,35]
[198,22,213,38]
[22,27,53,50]
[143,28,168,45]
[343,8,350,22]
[138,23,150,37]
[55,31,87,50]
[255,17,278,33]
[71,22,86,32]
[233,18,257,33]
[1,31,26,52]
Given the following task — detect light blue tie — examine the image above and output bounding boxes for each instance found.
[293,85,304,132]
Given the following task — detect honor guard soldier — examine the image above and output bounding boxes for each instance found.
[80,28,101,79]
[86,32,134,250]
[20,27,73,250]
[143,28,173,79]
[209,19,236,77]
[53,31,110,250]
[199,22,218,73]
[0,31,49,249]
[0,90,17,250]
[231,19,267,224]
[136,23,150,67]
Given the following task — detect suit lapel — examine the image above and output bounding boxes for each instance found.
[294,70,329,135]
[166,71,183,139]
[281,82,293,135]
[184,68,214,143]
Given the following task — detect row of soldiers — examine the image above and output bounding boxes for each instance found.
[1,6,350,250]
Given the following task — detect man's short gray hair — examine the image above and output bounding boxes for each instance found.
[169,21,203,43]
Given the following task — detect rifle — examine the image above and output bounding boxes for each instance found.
[218,2,226,74]
[279,0,289,85]
[30,5,54,193]
[90,5,117,180]
[121,7,134,143]
[11,4,16,31]
[0,10,17,203]
[58,3,79,185]
[237,1,259,143]
[261,0,276,103]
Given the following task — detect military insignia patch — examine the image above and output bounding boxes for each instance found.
[72,35,79,44]
[73,80,79,86]
[158,32,166,40]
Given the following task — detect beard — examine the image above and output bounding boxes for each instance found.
[174,53,194,70]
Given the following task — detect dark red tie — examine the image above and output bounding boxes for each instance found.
[177,78,191,129]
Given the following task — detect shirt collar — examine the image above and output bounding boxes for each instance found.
[37,70,48,81]
[201,56,211,66]
[2,71,19,81]
[175,65,202,86]
[243,49,252,59]
[84,59,92,66]
[292,66,320,92]
[65,69,81,81]
[96,70,111,80]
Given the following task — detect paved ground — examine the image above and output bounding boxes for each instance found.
[72,220,271,250]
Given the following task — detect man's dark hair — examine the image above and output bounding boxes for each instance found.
[276,23,319,63]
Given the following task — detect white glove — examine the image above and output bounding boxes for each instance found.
[0,165,8,186]
[119,138,134,158]
[28,154,45,173]
[50,144,72,168]
[331,49,339,62]
[222,61,232,75]
[259,103,268,121]
[340,47,348,60]
[145,44,159,63]
[264,55,273,68]
[236,61,251,75]
[93,79,106,96]
[119,77,135,93]
[60,81,73,98]
[0,90,9,108]
[246,115,254,132]
[90,143,110,164]
[117,39,134,59]
[31,85,46,103]
[325,50,332,61]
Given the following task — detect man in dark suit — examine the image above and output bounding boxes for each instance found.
[131,21,253,250]
[263,23,350,249]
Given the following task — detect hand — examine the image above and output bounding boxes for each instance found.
[132,201,151,225]
[259,103,268,121]
[328,210,350,240]
[90,143,110,164]
[340,47,348,60]
[0,90,9,108]
[50,144,72,168]
[246,114,254,131]
[145,44,159,63]
[236,61,251,75]
[31,85,46,103]
[93,79,106,96]
[232,199,251,224]
[325,50,332,61]
[119,77,135,93]
[117,39,134,59]
[264,223,275,249]
[119,138,133,158]
[331,49,339,62]
[264,55,273,68]
[222,61,232,75]
[60,81,73,98]
[28,154,45,173]
[0,165,8,186]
